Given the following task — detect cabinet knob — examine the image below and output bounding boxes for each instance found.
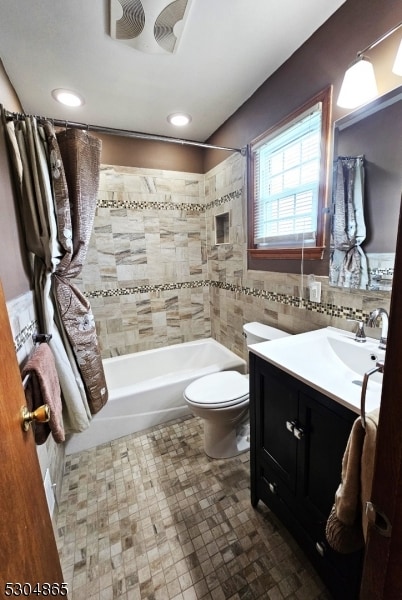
[293,426,305,440]
[285,420,296,433]
[315,541,326,557]
[268,482,278,495]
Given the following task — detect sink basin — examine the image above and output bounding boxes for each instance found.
[249,326,384,415]
[327,335,384,383]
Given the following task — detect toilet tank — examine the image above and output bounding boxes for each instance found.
[243,322,291,346]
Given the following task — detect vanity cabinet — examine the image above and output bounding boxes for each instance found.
[249,352,363,599]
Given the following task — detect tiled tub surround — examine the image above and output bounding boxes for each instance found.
[77,158,391,361]
[76,165,211,358]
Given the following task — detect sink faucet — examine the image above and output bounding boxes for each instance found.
[367,308,388,350]
[347,318,366,342]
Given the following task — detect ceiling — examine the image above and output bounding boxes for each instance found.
[0,0,345,142]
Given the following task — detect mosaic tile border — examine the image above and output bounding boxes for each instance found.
[13,319,37,352]
[86,281,205,298]
[96,188,243,212]
[205,189,243,210]
[97,197,205,212]
[85,280,369,321]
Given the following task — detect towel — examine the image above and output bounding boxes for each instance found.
[361,409,379,538]
[22,344,65,445]
[325,408,379,553]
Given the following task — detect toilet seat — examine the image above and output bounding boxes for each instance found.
[184,371,249,409]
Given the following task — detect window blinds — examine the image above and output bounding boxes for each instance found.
[253,104,322,248]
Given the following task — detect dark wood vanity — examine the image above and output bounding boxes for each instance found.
[249,352,364,599]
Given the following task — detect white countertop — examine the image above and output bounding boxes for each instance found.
[249,326,384,415]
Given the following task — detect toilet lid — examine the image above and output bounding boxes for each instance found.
[184,371,249,407]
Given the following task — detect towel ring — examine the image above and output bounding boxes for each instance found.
[361,360,384,429]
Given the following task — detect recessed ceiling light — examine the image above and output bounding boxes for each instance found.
[167,113,192,126]
[51,88,85,107]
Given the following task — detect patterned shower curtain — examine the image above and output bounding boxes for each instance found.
[329,156,368,289]
[2,109,108,432]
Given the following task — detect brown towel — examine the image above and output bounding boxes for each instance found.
[361,408,379,538]
[22,344,65,445]
[325,408,379,553]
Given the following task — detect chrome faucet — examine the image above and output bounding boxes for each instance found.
[367,308,389,350]
[347,318,366,342]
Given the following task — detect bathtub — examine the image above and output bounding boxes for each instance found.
[65,338,246,454]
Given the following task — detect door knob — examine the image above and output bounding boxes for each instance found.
[21,404,50,432]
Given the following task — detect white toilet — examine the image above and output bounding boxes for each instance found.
[183,322,290,459]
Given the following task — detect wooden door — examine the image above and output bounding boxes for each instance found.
[0,282,66,596]
[360,199,402,598]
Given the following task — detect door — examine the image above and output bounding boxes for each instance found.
[360,199,402,598]
[0,282,66,595]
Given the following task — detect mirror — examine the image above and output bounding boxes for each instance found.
[330,85,402,290]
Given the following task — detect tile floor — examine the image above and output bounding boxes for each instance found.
[56,416,331,600]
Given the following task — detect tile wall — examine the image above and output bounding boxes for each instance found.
[77,156,391,362]
[76,166,211,358]
[7,291,65,510]
[205,154,392,362]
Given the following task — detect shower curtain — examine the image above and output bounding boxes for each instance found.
[2,109,108,432]
[329,155,368,289]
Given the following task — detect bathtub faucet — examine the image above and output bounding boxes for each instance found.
[367,308,388,350]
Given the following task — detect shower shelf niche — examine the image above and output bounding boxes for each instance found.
[215,212,230,245]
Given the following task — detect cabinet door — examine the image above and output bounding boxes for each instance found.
[257,360,299,495]
[297,390,355,535]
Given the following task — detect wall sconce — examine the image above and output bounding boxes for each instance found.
[337,21,402,109]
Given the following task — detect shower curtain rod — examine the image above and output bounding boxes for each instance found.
[4,109,245,154]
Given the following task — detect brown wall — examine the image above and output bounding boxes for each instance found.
[98,132,205,173]
[204,0,402,275]
[205,0,402,168]
[0,60,30,301]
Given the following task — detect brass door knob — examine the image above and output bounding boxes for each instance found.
[21,404,50,432]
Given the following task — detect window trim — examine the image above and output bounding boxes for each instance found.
[247,87,332,261]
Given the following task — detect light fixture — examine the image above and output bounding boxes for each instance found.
[337,21,402,109]
[337,56,378,109]
[167,113,192,126]
[51,88,85,107]
[392,39,402,75]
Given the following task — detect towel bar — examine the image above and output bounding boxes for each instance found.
[360,360,384,429]
[21,332,52,389]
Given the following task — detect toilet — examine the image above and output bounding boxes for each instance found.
[183,322,291,459]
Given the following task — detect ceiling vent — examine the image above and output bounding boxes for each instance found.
[110,0,191,54]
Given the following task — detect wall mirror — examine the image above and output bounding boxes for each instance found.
[330,85,402,291]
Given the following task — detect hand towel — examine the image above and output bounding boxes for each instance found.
[325,416,366,553]
[22,344,65,445]
[361,408,379,538]
[325,408,379,553]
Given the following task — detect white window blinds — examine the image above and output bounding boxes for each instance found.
[253,103,322,248]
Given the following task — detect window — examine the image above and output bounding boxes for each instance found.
[248,87,331,260]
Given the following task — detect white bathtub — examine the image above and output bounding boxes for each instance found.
[65,338,246,454]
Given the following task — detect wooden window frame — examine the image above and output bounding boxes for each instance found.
[247,87,332,261]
